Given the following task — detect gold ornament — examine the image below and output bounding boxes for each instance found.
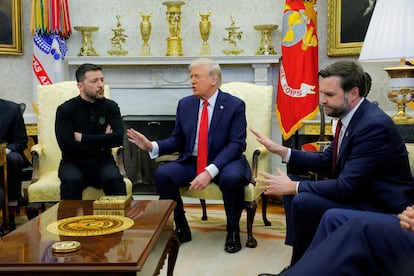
[139,13,153,56]
[198,12,212,55]
[74,26,99,56]
[222,15,243,56]
[253,24,278,55]
[162,1,185,56]
[107,16,128,56]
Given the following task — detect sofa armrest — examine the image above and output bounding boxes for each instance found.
[30,144,43,183]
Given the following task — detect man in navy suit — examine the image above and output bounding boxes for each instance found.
[252,60,414,275]
[127,58,251,253]
[284,207,414,275]
[0,99,28,232]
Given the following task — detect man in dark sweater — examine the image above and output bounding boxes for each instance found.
[55,63,126,199]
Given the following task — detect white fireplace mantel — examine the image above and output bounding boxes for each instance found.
[67,55,280,116]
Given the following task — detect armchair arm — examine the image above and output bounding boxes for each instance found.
[112,146,128,177]
[30,144,43,183]
[250,146,269,184]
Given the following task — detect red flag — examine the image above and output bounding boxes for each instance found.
[276,0,319,140]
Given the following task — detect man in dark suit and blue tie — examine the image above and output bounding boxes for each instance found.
[252,60,414,275]
[284,207,414,275]
[127,58,251,253]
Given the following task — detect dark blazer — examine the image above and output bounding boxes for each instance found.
[157,89,250,179]
[290,99,414,214]
[286,208,414,276]
[0,99,27,153]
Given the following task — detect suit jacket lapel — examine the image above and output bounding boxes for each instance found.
[209,91,225,142]
[338,100,369,161]
[189,96,201,150]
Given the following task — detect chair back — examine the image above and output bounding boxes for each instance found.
[405,143,414,176]
[36,81,110,175]
[220,82,273,171]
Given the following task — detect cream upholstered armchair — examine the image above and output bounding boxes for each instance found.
[178,82,273,248]
[27,81,132,219]
[406,144,414,175]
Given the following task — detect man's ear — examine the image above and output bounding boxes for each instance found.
[351,86,360,97]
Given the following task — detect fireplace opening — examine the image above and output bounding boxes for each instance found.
[123,115,176,195]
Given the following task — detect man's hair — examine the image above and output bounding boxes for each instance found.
[189,58,222,87]
[75,63,102,82]
[318,60,367,97]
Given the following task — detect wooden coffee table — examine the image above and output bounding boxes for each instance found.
[0,199,179,275]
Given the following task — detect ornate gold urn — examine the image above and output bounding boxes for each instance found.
[74,26,99,56]
[198,12,211,55]
[139,13,153,56]
[162,1,185,56]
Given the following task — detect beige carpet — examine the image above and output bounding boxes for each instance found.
[160,204,292,276]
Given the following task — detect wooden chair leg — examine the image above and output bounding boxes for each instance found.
[199,199,207,220]
[245,200,258,248]
[261,193,272,226]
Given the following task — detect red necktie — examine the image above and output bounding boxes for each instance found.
[197,100,209,174]
[332,119,342,175]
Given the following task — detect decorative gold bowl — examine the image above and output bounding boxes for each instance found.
[74,26,99,32]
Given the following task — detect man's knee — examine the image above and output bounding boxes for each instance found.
[6,152,23,169]
[217,169,246,189]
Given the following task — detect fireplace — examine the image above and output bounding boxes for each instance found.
[123,115,176,194]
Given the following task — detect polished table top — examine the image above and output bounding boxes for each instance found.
[0,200,175,273]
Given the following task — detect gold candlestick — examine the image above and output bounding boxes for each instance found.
[222,15,243,56]
[139,13,153,56]
[162,1,185,56]
[107,16,128,56]
[198,12,212,55]
[253,24,278,55]
[74,26,99,56]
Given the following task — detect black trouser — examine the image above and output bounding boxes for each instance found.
[58,156,126,199]
[6,152,24,201]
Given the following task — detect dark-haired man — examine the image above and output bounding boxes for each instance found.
[253,60,414,275]
[55,63,126,199]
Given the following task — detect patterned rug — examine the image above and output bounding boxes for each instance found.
[185,204,286,239]
[160,203,291,276]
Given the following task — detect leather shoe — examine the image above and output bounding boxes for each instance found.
[174,215,192,243]
[175,226,192,243]
[258,266,290,276]
[224,231,241,253]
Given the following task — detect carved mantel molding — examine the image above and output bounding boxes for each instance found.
[67,55,281,116]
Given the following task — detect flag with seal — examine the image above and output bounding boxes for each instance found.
[276,0,319,140]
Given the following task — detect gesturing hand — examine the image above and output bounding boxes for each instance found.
[126,128,153,152]
[255,168,298,195]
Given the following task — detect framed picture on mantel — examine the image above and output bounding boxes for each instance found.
[327,0,376,57]
[0,0,23,55]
